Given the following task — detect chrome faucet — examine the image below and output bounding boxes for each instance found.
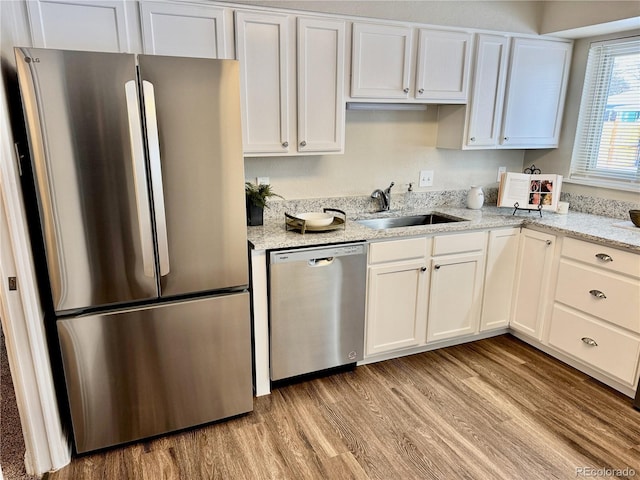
[371,182,395,211]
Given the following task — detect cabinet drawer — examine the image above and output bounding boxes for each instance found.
[432,231,486,255]
[556,259,640,333]
[549,304,640,386]
[562,237,640,279]
[369,237,429,264]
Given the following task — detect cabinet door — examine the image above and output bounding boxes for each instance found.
[500,38,572,148]
[415,29,471,102]
[511,229,556,338]
[26,0,133,52]
[351,23,413,99]
[466,34,510,148]
[427,251,484,342]
[297,17,345,153]
[366,260,428,356]
[140,1,232,58]
[481,228,519,331]
[235,11,291,155]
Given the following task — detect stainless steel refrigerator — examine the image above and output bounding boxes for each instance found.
[14,47,253,453]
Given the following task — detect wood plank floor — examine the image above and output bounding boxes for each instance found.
[44,335,640,480]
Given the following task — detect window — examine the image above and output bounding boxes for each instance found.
[570,36,640,191]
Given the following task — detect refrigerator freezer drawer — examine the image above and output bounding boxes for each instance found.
[57,293,253,453]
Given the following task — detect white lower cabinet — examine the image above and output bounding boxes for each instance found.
[427,232,486,342]
[549,305,640,387]
[510,229,556,339]
[480,228,520,331]
[365,238,429,356]
[547,237,640,390]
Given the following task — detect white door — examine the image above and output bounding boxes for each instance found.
[366,260,428,356]
[139,1,232,58]
[415,29,471,102]
[500,38,572,148]
[511,229,556,338]
[466,34,510,148]
[297,17,345,153]
[26,0,134,52]
[481,228,519,331]
[351,23,413,99]
[427,251,484,342]
[235,11,291,155]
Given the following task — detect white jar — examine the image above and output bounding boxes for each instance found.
[466,186,484,209]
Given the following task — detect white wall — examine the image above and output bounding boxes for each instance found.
[245,108,524,199]
[524,27,640,204]
[540,1,640,36]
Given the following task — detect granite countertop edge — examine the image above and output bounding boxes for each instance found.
[247,206,640,252]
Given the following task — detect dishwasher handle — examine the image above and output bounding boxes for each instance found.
[308,257,334,267]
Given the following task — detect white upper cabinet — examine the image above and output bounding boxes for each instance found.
[139,1,233,58]
[235,11,291,155]
[26,0,137,52]
[415,29,472,103]
[466,34,510,148]
[236,11,345,156]
[297,17,345,153]
[350,22,471,103]
[351,22,413,99]
[437,35,572,150]
[500,38,572,148]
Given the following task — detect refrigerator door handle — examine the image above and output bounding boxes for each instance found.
[125,80,155,278]
[142,80,170,277]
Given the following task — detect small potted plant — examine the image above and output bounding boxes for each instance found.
[245,182,283,226]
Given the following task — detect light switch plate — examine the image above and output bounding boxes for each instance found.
[497,166,506,182]
[419,170,434,187]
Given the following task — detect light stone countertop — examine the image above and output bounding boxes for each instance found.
[247,206,640,252]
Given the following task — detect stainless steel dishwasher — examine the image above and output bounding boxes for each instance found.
[269,243,367,381]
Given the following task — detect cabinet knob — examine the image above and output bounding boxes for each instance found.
[420,266,427,272]
[300,140,307,147]
[418,88,424,94]
[581,337,598,347]
[282,141,289,148]
[545,240,552,246]
[589,289,606,299]
[403,87,409,93]
[434,264,441,270]
[595,253,613,262]
[470,137,476,142]
[504,137,509,141]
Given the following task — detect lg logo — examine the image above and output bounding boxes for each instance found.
[24,57,40,63]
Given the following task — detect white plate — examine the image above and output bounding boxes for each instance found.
[297,212,334,227]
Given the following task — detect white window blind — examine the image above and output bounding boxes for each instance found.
[570,36,640,191]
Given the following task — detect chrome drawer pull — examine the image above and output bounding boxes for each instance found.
[589,289,606,299]
[595,253,613,262]
[581,337,598,347]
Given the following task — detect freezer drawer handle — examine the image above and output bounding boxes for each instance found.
[581,337,598,347]
[308,257,334,267]
[142,80,170,277]
[589,289,606,299]
[125,80,155,278]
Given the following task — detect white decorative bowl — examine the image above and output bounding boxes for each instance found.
[296,212,334,227]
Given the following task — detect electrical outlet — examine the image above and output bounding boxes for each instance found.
[497,166,507,182]
[257,176,270,185]
[419,170,434,187]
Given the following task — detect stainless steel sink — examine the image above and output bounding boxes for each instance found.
[357,212,467,229]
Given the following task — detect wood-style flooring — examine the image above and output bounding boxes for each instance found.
[44,335,640,480]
